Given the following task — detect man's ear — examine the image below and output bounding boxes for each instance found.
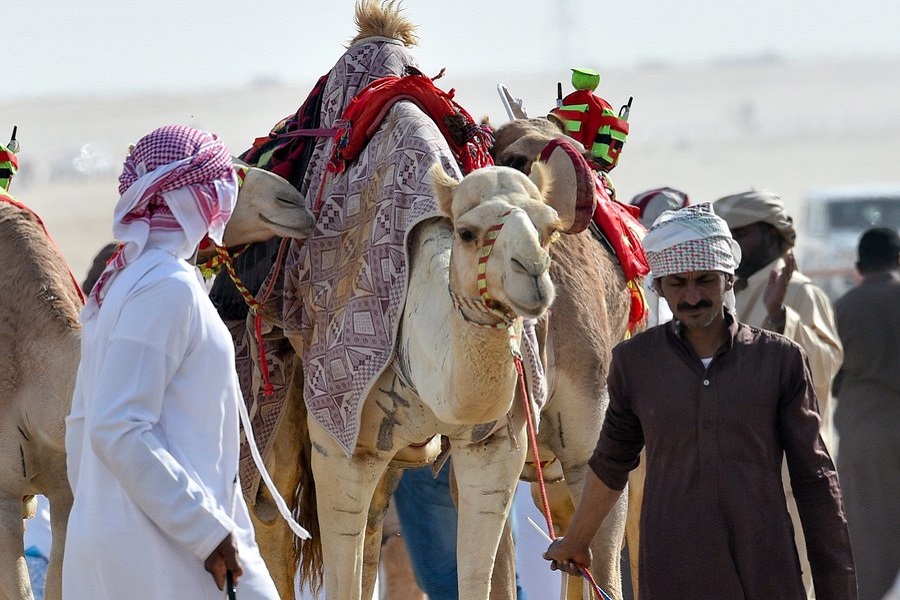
[724,273,735,290]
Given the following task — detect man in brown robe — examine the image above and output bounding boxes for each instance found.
[833,227,900,600]
[544,203,857,599]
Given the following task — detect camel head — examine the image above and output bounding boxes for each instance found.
[432,164,561,320]
[221,160,316,247]
[491,116,587,174]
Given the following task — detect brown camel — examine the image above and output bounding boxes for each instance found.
[0,162,313,600]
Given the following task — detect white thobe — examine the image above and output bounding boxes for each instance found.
[64,248,278,599]
[733,256,844,599]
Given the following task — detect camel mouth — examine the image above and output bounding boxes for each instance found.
[504,296,551,320]
[258,212,314,240]
[509,279,556,318]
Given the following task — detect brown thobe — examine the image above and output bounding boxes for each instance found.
[834,270,900,600]
[590,314,857,599]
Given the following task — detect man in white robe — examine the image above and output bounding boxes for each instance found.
[64,125,279,599]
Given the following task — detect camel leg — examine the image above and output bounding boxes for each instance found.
[43,483,72,600]
[625,454,645,599]
[451,430,526,600]
[491,517,517,600]
[529,478,583,600]
[537,382,627,600]
[0,494,31,600]
[447,467,518,600]
[247,364,305,599]
[309,418,390,600]
[361,469,402,600]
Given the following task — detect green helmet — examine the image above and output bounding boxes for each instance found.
[1,127,20,192]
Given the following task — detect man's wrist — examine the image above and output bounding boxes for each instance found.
[765,305,786,330]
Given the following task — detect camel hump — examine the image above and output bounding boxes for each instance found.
[0,203,83,330]
[351,0,418,47]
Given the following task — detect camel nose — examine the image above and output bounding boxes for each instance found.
[511,254,550,277]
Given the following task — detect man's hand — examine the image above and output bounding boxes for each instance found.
[205,533,243,591]
[764,251,795,329]
[543,536,592,576]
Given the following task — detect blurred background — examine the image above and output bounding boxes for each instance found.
[7,0,900,291]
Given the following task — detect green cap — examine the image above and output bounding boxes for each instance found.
[571,68,600,91]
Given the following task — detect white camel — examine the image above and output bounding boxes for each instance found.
[241,3,637,599]
[0,162,314,600]
[292,163,563,600]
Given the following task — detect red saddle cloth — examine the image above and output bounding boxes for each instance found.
[591,175,649,333]
[328,72,494,176]
[534,140,648,333]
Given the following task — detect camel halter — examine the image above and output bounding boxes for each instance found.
[449,207,611,600]
[448,209,523,353]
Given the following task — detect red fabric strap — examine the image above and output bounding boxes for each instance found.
[328,74,493,175]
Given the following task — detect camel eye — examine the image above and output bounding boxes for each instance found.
[501,155,530,173]
[456,228,476,243]
[275,195,299,207]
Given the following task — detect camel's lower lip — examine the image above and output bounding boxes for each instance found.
[259,213,312,239]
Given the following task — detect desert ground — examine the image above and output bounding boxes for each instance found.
[5,56,900,598]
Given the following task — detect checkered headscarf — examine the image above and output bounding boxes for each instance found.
[83,125,237,318]
[642,202,741,279]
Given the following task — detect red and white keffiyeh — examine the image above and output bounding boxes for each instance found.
[83,125,237,318]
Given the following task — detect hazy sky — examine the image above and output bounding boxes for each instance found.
[10,0,899,100]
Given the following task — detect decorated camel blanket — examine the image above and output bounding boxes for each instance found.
[275,38,543,456]
[227,39,546,487]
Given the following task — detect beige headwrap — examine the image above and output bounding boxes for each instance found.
[713,190,797,248]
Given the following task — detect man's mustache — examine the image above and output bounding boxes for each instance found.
[677,300,713,311]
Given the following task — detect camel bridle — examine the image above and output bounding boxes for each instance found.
[448,208,522,342]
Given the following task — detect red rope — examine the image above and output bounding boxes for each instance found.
[515,356,610,600]
[253,237,291,397]
[216,237,291,398]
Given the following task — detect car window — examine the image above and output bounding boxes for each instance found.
[827,197,900,230]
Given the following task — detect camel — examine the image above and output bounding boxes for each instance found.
[298,162,564,600]
[492,116,644,599]
[0,162,314,600]
[236,3,637,599]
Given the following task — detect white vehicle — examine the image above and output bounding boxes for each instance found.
[795,184,900,299]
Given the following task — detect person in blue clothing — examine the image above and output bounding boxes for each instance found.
[395,460,528,599]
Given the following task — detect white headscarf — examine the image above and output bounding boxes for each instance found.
[642,202,741,309]
[83,125,237,319]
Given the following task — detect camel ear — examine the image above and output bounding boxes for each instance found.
[546,112,567,133]
[528,162,553,201]
[430,164,459,217]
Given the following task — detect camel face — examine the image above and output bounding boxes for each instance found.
[492,116,588,174]
[222,166,315,247]
[434,165,560,319]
